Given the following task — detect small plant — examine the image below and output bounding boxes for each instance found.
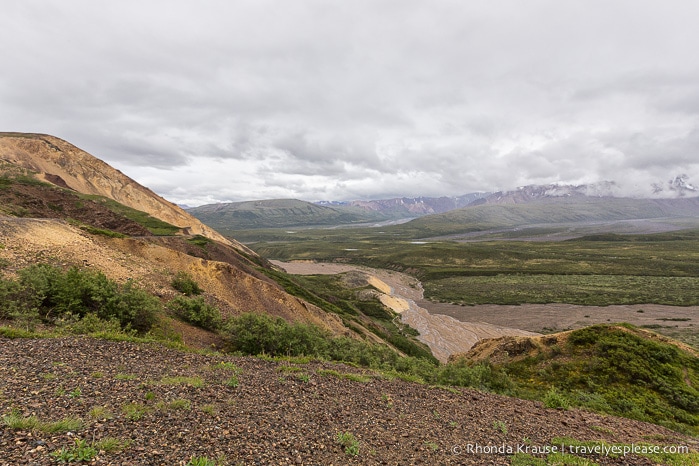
[158,376,205,388]
[211,361,240,372]
[51,438,98,463]
[296,373,310,383]
[201,404,218,415]
[171,271,203,296]
[43,417,83,433]
[543,387,570,410]
[122,403,149,421]
[165,398,191,411]
[115,373,137,381]
[424,441,439,451]
[317,369,371,383]
[91,371,103,378]
[3,411,83,434]
[88,406,113,420]
[144,391,156,401]
[590,425,615,435]
[2,410,39,430]
[186,456,217,466]
[226,375,239,388]
[68,387,82,398]
[336,431,360,457]
[93,437,131,453]
[381,393,394,407]
[185,454,227,466]
[493,420,508,435]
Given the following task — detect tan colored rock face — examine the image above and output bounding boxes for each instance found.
[0,133,251,254]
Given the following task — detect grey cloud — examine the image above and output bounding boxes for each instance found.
[2,1,699,203]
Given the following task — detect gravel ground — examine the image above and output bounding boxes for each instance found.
[1,337,695,465]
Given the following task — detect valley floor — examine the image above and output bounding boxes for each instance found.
[272,260,699,356]
[1,336,695,465]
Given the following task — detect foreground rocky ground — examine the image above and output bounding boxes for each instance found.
[1,337,696,465]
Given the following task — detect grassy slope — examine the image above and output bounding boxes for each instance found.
[0,167,182,236]
[460,324,699,435]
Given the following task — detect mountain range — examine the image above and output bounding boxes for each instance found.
[187,181,699,235]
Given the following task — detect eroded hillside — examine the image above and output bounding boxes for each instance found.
[0,218,347,337]
[0,133,355,342]
[0,133,244,250]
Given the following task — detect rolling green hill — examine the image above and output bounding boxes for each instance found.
[398,196,699,238]
[188,198,385,231]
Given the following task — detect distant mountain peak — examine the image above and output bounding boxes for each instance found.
[653,174,697,197]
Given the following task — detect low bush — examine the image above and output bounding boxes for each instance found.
[1,263,160,333]
[171,271,203,296]
[168,296,222,331]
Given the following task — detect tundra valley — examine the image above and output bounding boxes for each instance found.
[1,133,698,465]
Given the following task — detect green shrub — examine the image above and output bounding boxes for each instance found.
[60,312,133,336]
[336,431,360,456]
[543,387,570,409]
[171,271,203,296]
[225,313,281,354]
[436,360,514,393]
[222,313,438,378]
[168,296,222,331]
[186,235,213,248]
[7,264,160,333]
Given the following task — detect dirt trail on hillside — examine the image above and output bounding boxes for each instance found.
[271,261,538,362]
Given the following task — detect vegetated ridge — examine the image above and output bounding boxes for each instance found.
[0,133,236,249]
[450,324,699,436]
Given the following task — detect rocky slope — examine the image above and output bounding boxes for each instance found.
[2,336,694,465]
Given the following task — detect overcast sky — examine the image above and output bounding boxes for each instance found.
[2,1,699,205]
